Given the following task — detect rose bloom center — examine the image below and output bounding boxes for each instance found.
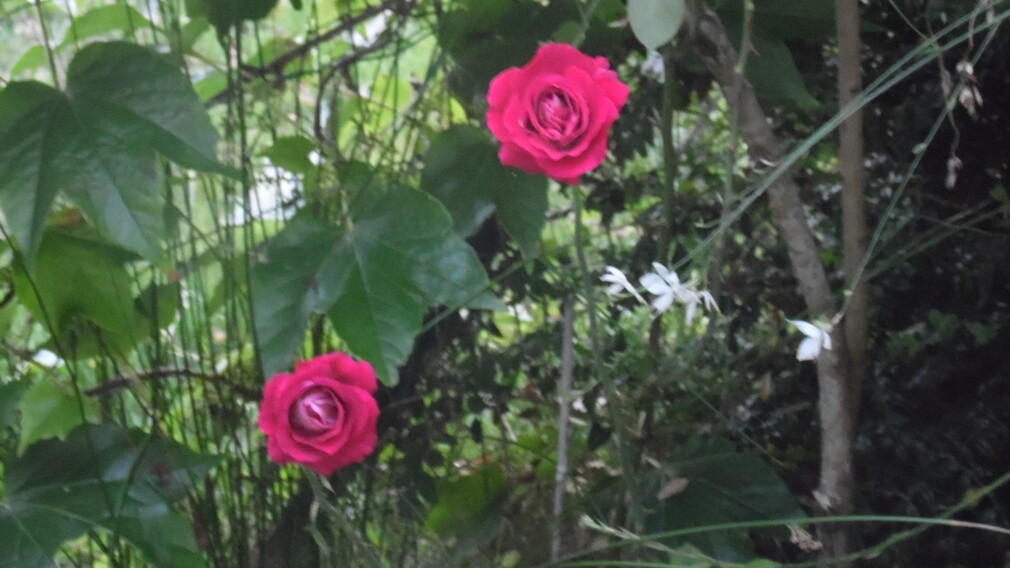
[289,386,341,436]
[533,88,580,144]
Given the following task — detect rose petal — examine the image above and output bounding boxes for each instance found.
[488,67,526,109]
[499,142,544,175]
[295,352,378,393]
[524,43,607,77]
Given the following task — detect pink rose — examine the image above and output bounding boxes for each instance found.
[486,43,630,185]
[258,352,380,475]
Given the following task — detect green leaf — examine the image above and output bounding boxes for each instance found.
[261,135,316,174]
[0,423,218,568]
[752,0,836,40]
[744,37,819,108]
[66,42,232,176]
[0,42,232,261]
[645,437,805,562]
[12,228,142,354]
[10,45,46,77]
[252,186,498,383]
[185,0,279,32]
[136,282,182,331]
[0,381,29,430]
[17,379,97,452]
[421,125,547,257]
[59,5,153,47]
[628,0,685,50]
[0,82,78,256]
[425,464,507,557]
[717,0,835,42]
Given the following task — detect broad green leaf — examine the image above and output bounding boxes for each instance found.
[744,38,819,108]
[421,125,547,257]
[628,0,685,50]
[261,135,316,174]
[0,423,218,568]
[66,42,231,176]
[185,0,279,32]
[59,5,153,47]
[12,228,142,354]
[0,82,78,255]
[644,437,805,561]
[0,42,232,261]
[252,186,498,383]
[17,379,97,452]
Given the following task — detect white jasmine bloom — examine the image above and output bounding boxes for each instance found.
[640,263,689,314]
[640,263,719,323]
[788,319,833,361]
[601,266,646,304]
[681,289,719,324]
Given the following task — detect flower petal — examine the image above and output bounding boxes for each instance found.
[640,273,670,295]
[651,291,675,314]
[796,336,822,361]
[788,319,822,339]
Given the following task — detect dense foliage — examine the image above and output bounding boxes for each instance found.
[0,0,1009,566]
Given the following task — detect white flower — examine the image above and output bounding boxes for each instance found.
[601,266,646,304]
[788,319,833,361]
[640,263,687,314]
[640,263,718,323]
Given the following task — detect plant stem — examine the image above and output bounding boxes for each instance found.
[551,297,576,561]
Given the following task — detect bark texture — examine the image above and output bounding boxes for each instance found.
[833,0,867,561]
[688,3,857,562]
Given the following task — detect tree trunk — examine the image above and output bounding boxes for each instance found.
[688,3,858,563]
[832,0,868,561]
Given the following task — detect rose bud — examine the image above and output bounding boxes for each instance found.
[486,43,630,185]
[258,352,380,476]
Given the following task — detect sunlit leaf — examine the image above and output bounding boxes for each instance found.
[9,45,46,77]
[261,135,316,174]
[17,379,97,452]
[59,4,153,47]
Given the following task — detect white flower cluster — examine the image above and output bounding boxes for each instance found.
[602,265,834,362]
[600,263,717,324]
